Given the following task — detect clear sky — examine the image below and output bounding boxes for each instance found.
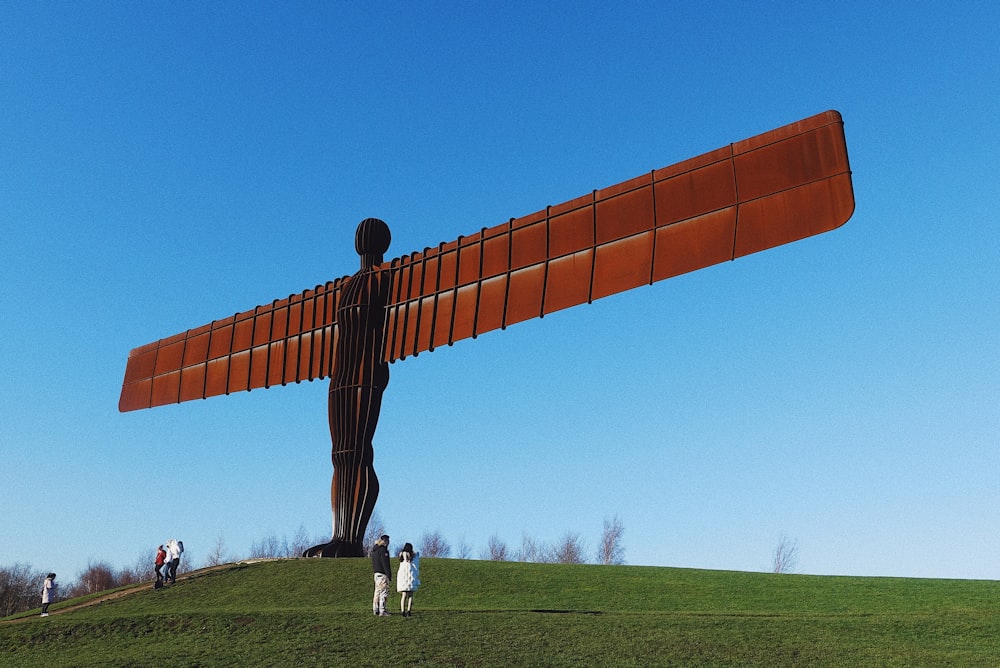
[2,2,998,583]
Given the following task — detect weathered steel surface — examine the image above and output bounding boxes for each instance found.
[119,110,853,413]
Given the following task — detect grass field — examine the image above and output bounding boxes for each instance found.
[2,558,999,666]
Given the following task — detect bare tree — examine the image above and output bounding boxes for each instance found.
[204,535,229,567]
[363,510,387,557]
[772,535,799,574]
[287,525,317,559]
[419,530,451,558]
[117,551,154,585]
[248,533,285,559]
[516,534,551,563]
[481,534,509,561]
[454,537,472,559]
[551,532,587,564]
[69,560,117,597]
[0,563,42,617]
[597,515,626,565]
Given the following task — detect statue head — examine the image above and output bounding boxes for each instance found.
[355,218,391,268]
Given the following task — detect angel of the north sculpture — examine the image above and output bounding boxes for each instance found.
[120,110,854,557]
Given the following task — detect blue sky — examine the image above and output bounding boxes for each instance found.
[2,2,997,582]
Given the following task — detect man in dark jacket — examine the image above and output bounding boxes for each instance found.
[371,535,391,616]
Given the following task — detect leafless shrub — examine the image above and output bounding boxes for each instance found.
[772,535,799,574]
[481,534,509,561]
[287,525,316,559]
[598,515,626,565]
[116,551,154,586]
[419,530,451,558]
[204,535,229,567]
[454,538,472,559]
[248,533,285,559]
[516,534,551,563]
[69,560,117,597]
[551,532,588,564]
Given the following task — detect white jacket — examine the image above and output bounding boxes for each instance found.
[396,551,420,592]
[167,539,183,560]
[41,577,57,604]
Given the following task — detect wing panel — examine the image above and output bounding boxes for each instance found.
[549,205,594,257]
[208,323,234,361]
[182,331,211,367]
[735,173,855,258]
[543,249,594,315]
[153,340,185,377]
[151,370,180,407]
[481,230,510,279]
[511,219,547,271]
[475,275,508,335]
[431,291,456,350]
[652,208,738,282]
[249,345,268,389]
[653,159,736,227]
[205,357,229,398]
[232,317,253,354]
[450,283,479,342]
[734,121,848,202]
[178,365,205,403]
[592,232,655,301]
[267,340,286,387]
[595,182,654,245]
[414,296,437,355]
[438,245,458,293]
[283,337,300,385]
[228,350,250,394]
[252,310,272,347]
[119,377,151,412]
[505,264,546,327]
[286,299,302,337]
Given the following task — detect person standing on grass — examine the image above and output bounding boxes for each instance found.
[166,538,183,584]
[154,545,167,586]
[371,534,392,616]
[40,573,57,616]
[396,542,420,617]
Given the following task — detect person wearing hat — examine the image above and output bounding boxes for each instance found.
[371,535,392,616]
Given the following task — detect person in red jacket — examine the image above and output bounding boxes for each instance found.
[154,545,167,585]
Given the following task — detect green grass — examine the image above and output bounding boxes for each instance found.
[3,558,999,666]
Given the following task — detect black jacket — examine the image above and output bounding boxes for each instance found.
[371,544,391,579]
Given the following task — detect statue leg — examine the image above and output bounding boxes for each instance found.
[304,384,381,558]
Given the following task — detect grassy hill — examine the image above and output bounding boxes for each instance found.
[2,558,999,666]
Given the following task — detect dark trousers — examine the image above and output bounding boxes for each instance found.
[155,564,164,581]
[168,558,179,582]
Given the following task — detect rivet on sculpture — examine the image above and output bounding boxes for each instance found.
[119,111,855,557]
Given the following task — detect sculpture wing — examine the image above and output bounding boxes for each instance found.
[119,110,853,412]
[381,110,854,362]
[119,278,348,412]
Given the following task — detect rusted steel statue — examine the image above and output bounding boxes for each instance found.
[119,111,855,557]
[315,218,392,557]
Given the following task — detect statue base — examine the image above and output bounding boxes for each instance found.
[303,540,365,558]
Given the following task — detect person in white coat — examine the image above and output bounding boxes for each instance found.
[396,542,420,617]
[166,539,184,584]
[40,573,57,616]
